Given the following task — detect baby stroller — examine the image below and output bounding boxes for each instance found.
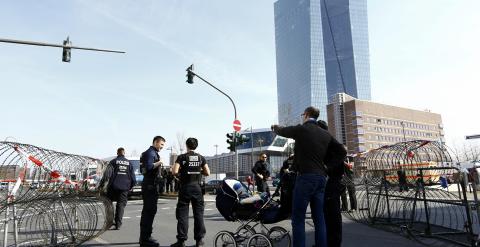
[214,178,294,247]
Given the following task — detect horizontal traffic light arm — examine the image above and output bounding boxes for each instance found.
[186,65,237,120]
[0,38,125,53]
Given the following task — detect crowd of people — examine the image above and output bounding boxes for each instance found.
[98,105,357,247]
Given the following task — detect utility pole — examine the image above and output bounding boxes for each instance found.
[250,127,254,174]
[214,144,219,180]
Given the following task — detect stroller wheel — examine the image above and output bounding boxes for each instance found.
[236,224,256,242]
[268,226,291,247]
[247,233,272,247]
[214,231,237,247]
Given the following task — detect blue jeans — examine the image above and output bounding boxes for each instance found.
[292,173,327,247]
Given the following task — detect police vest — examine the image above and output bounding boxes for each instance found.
[111,156,132,191]
[140,148,160,185]
[179,152,203,185]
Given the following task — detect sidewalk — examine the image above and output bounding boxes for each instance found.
[340,218,423,247]
[201,195,423,246]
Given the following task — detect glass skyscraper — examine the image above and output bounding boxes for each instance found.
[274,0,371,125]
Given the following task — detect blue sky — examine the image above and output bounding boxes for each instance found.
[1,0,479,159]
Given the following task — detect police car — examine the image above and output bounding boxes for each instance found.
[128,156,143,196]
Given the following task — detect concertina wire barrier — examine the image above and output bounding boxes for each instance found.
[0,141,113,246]
[342,140,480,247]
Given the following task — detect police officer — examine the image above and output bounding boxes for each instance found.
[98,147,136,230]
[252,153,271,195]
[139,136,166,247]
[171,138,210,247]
[280,154,295,178]
[318,120,347,247]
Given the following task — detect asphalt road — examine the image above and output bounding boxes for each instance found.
[82,195,425,247]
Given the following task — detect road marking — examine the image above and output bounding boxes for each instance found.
[161,207,171,210]
[94,237,110,244]
[205,208,214,211]
[123,217,131,219]
[136,216,141,218]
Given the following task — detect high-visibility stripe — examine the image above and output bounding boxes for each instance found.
[28,156,43,166]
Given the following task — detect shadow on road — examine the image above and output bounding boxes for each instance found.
[82,242,140,246]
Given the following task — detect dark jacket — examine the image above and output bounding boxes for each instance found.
[324,138,347,179]
[99,155,136,191]
[273,120,332,175]
[140,146,160,185]
[252,160,270,182]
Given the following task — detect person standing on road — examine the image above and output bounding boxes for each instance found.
[341,157,358,211]
[272,106,332,247]
[171,138,210,247]
[252,153,271,195]
[166,171,174,193]
[318,120,347,247]
[98,147,136,230]
[280,154,295,178]
[139,136,166,247]
[246,175,254,192]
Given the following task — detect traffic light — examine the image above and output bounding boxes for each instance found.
[237,134,250,145]
[226,133,236,152]
[62,37,72,63]
[186,64,194,84]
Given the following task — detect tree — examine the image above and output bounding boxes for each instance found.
[450,141,480,162]
[175,132,186,154]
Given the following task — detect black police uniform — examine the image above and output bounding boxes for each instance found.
[100,155,136,229]
[324,138,347,247]
[139,146,161,244]
[252,160,270,195]
[175,151,207,243]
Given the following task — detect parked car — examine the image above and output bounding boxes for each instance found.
[204,180,223,195]
[128,157,143,197]
[0,182,8,190]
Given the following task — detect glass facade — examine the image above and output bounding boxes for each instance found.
[274,0,371,124]
[236,130,276,150]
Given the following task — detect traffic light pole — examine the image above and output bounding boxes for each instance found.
[186,65,239,179]
[234,132,239,180]
[186,66,237,119]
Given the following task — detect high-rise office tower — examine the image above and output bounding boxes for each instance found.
[274,0,371,125]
